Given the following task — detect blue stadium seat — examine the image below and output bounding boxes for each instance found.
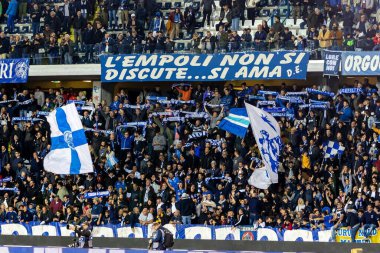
[192,2,200,11]
[261,9,270,17]
[179,32,184,39]
[258,0,268,6]
[198,32,203,38]
[176,43,185,51]
[156,2,163,9]
[21,26,30,33]
[163,2,172,9]
[13,27,20,33]
[273,9,279,16]
[3,27,9,33]
[195,22,203,28]
[195,12,201,19]
[282,9,289,17]
[174,2,181,8]
[255,9,260,16]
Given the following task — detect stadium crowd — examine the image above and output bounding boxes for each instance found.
[0,0,379,63]
[0,81,379,242]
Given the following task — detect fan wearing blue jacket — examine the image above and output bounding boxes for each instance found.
[5,0,18,34]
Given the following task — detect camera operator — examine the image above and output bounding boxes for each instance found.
[148,222,167,250]
[68,222,93,248]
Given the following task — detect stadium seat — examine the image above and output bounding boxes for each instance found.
[176,42,185,51]
[195,22,203,29]
[242,20,252,28]
[192,2,200,11]
[174,2,181,8]
[195,12,201,19]
[21,26,30,33]
[282,8,289,17]
[156,2,163,9]
[198,32,203,38]
[163,2,172,10]
[13,27,20,33]
[261,9,270,17]
[3,27,9,33]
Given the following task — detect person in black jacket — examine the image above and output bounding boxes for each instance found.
[201,0,216,28]
[155,31,166,53]
[46,11,62,35]
[38,205,53,224]
[31,4,41,35]
[62,0,76,34]
[184,6,196,36]
[342,5,354,36]
[73,11,87,50]
[83,22,96,63]
[345,205,360,242]
[175,193,195,224]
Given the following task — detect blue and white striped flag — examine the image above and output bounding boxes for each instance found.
[323,141,345,159]
[245,102,281,186]
[218,108,249,138]
[43,103,93,174]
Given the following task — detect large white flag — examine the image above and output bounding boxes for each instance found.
[245,102,281,185]
[44,103,93,174]
[248,167,272,189]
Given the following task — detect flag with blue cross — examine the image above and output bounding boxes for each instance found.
[43,103,94,174]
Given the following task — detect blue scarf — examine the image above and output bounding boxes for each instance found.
[154,18,161,31]
[338,88,363,94]
[84,191,110,199]
[258,90,279,96]
[306,88,334,97]
[263,107,286,113]
[285,91,308,96]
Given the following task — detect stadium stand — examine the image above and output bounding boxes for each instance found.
[0,0,379,64]
[0,80,378,243]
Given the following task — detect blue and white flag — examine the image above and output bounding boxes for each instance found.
[323,141,345,159]
[218,108,249,138]
[43,103,93,174]
[245,103,281,185]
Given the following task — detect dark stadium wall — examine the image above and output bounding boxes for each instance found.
[0,236,378,253]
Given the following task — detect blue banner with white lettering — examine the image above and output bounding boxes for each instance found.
[100,52,309,82]
[341,51,380,76]
[0,222,377,243]
[0,58,29,83]
[323,51,341,76]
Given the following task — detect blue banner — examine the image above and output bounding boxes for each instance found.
[323,51,341,76]
[0,247,298,253]
[100,52,309,82]
[0,58,29,83]
[341,51,380,76]
[0,222,376,243]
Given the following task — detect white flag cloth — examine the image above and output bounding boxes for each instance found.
[43,103,93,174]
[245,102,281,184]
[248,167,272,189]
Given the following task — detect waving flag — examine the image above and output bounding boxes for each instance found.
[323,141,345,159]
[44,103,93,174]
[245,102,281,186]
[218,108,249,138]
[248,167,272,190]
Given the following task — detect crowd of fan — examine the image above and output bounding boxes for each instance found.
[0,81,379,242]
[0,0,379,63]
